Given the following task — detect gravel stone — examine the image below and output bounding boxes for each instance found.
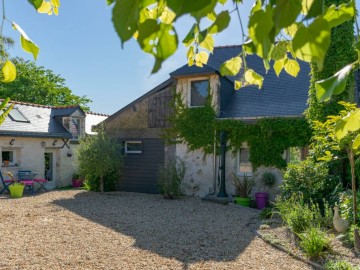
[0,190,311,269]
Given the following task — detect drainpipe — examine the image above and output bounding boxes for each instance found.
[212,130,217,194]
[217,130,228,197]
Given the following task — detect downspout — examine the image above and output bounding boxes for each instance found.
[212,130,217,194]
[217,130,228,197]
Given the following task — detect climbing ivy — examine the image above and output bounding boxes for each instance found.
[166,97,312,170]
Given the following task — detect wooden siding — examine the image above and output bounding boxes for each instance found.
[118,138,164,194]
[147,85,174,128]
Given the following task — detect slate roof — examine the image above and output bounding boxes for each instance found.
[170,45,310,119]
[0,102,84,138]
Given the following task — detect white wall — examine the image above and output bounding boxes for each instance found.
[0,136,77,188]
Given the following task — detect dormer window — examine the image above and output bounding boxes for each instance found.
[189,78,209,107]
[63,116,83,139]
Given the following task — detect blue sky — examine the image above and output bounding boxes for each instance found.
[4,0,360,114]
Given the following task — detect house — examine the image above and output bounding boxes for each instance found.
[104,45,310,198]
[0,101,108,188]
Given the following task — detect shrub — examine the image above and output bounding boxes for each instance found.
[324,260,357,270]
[158,157,186,199]
[275,194,313,234]
[282,158,340,206]
[76,128,123,192]
[260,206,273,219]
[339,191,360,225]
[261,171,276,188]
[298,226,331,258]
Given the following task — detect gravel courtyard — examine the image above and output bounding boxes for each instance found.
[0,190,312,270]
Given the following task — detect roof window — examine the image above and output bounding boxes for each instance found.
[8,108,30,123]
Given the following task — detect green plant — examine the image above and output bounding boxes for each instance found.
[298,226,331,259]
[281,158,340,206]
[75,128,123,192]
[260,206,273,219]
[232,173,255,198]
[72,173,80,179]
[261,171,276,188]
[158,157,186,199]
[339,191,360,225]
[324,260,358,270]
[345,224,360,247]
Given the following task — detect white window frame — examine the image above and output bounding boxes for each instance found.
[125,141,142,154]
[187,77,209,108]
[237,147,253,176]
[2,149,16,166]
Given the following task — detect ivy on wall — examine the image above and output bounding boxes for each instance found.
[165,95,312,170]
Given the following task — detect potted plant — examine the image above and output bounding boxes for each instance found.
[72,173,83,188]
[232,173,255,207]
[255,171,277,210]
[5,172,25,198]
[3,159,9,167]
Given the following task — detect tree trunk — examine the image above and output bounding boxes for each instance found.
[348,147,360,251]
[100,175,104,193]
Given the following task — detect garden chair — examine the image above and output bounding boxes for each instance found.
[33,171,49,193]
[0,170,13,194]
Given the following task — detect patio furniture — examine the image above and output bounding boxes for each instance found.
[34,178,48,193]
[0,171,13,194]
[17,171,37,195]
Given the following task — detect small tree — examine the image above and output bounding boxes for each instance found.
[75,129,123,193]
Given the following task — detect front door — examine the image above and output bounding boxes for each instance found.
[44,152,56,189]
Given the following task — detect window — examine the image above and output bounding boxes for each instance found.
[125,141,142,154]
[2,151,13,162]
[189,79,209,107]
[238,148,252,175]
[287,147,304,164]
[8,108,29,123]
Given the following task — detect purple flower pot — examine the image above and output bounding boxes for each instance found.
[72,179,83,188]
[255,192,268,210]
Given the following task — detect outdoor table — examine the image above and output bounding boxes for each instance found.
[17,172,37,195]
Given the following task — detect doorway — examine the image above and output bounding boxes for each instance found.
[44,152,56,189]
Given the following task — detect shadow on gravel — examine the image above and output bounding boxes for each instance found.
[53,191,261,269]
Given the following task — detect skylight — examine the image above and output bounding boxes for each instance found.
[8,108,30,123]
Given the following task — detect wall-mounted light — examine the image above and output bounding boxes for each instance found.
[67,150,73,157]
[41,141,46,147]
[53,140,57,146]
[9,139,15,145]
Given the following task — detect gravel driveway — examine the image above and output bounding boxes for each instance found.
[0,190,312,270]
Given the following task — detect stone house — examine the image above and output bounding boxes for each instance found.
[104,45,310,198]
[0,101,108,188]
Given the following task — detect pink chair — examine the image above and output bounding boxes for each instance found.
[34,178,48,192]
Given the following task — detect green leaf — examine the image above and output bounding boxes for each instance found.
[263,59,270,73]
[208,11,230,34]
[112,0,156,46]
[51,0,60,7]
[218,0,227,4]
[245,69,263,89]
[195,51,209,67]
[273,0,302,29]
[322,1,355,29]
[302,0,323,18]
[335,109,360,140]
[160,7,176,24]
[167,0,213,17]
[234,80,242,90]
[219,56,242,76]
[207,11,217,21]
[28,0,43,9]
[37,1,52,14]
[191,0,217,21]
[284,59,300,77]
[315,64,353,102]
[251,0,262,15]
[353,134,360,150]
[106,0,115,5]
[273,58,287,77]
[284,22,304,38]
[248,7,274,59]
[137,20,178,73]
[292,17,330,71]
[271,41,287,60]
[12,22,40,60]
[243,40,256,54]
[199,34,214,53]
[1,60,17,83]
[182,24,198,46]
